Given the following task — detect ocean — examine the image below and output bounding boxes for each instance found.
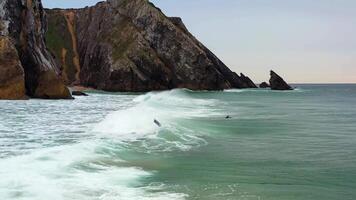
[0,84,355,200]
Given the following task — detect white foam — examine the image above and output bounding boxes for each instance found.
[93,102,162,140]
[94,89,220,142]
[224,88,265,93]
[0,140,186,200]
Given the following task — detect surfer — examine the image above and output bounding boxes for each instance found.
[225,115,231,119]
[154,119,161,127]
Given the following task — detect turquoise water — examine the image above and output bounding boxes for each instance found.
[0,85,355,199]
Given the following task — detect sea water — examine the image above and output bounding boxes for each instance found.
[0,84,355,200]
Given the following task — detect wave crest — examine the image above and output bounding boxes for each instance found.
[93,89,220,151]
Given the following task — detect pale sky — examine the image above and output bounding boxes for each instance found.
[43,0,356,83]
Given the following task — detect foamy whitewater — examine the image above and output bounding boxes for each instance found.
[0,85,356,200]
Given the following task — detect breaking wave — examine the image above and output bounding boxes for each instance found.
[0,89,222,200]
[93,89,222,151]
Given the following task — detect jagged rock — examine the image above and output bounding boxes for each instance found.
[46,0,256,92]
[0,0,71,99]
[72,91,88,96]
[239,73,257,88]
[259,82,270,88]
[269,70,293,90]
[0,36,26,99]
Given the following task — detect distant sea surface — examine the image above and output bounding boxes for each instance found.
[0,84,355,200]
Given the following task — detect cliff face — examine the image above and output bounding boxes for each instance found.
[0,0,71,99]
[46,0,256,92]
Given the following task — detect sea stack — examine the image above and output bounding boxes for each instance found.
[269,70,293,90]
[0,0,71,99]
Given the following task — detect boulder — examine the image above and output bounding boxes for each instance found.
[72,91,88,96]
[259,82,270,88]
[269,70,293,90]
[34,71,73,99]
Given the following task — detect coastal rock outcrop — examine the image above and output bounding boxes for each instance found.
[269,70,293,90]
[46,0,256,92]
[239,73,257,88]
[259,82,270,88]
[0,0,71,99]
[0,36,26,99]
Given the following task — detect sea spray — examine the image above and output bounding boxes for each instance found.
[93,89,219,151]
[0,89,219,199]
[0,140,186,200]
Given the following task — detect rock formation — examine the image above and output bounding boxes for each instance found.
[259,82,270,88]
[0,0,71,99]
[269,70,293,90]
[72,91,88,96]
[0,36,26,99]
[239,73,257,88]
[46,0,257,92]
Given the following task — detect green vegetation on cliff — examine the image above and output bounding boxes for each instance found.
[46,10,78,85]
[111,21,136,60]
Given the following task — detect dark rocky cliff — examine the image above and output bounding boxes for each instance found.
[46,0,256,92]
[269,70,293,90]
[0,0,71,99]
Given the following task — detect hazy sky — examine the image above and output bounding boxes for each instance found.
[43,0,356,83]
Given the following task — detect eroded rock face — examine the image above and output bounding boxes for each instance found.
[269,70,293,90]
[46,0,256,92]
[0,0,71,99]
[0,36,26,99]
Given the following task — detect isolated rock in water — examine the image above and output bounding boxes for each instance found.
[269,70,293,90]
[0,0,71,99]
[46,0,257,92]
[240,73,257,88]
[259,82,270,88]
[0,36,26,99]
[72,91,88,96]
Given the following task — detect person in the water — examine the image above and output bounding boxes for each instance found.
[154,119,161,127]
[225,115,231,119]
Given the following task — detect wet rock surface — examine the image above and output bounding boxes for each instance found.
[72,91,88,96]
